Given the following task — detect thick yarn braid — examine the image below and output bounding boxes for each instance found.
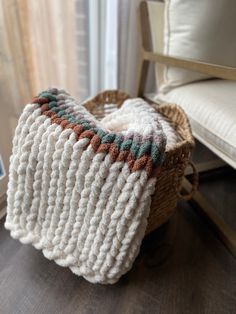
[5,88,168,284]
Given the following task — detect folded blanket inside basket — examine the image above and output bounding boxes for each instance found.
[5,88,167,284]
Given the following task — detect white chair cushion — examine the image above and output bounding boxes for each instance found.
[148,0,236,94]
[157,79,236,168]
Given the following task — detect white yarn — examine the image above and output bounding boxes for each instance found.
[101,98,179,151]
[5,90,171,284]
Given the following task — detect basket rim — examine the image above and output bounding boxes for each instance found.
[83,89,194,160]
[152,102,195,154]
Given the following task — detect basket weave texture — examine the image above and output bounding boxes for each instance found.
[84,90,195,234]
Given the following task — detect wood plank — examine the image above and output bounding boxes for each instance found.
[136,1,153,96]
[182,177,236,257]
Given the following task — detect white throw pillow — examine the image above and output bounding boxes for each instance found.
[149,0,236,94]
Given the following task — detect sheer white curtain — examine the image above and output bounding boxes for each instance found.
[0,0,151,200]
[0,0,117,199]
[0,0,119,196]
[0,0,150,109]
[88,0,118,95]
[118,0,142,96]
[0,0,119,104]
[0,0,90,109]
[88,0,145,97]
[117,0,156,96]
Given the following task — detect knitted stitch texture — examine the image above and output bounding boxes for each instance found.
[5,88,166,284]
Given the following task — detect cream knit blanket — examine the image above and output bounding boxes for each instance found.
[5,88,166,284]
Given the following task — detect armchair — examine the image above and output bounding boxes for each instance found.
[137,1,236,256]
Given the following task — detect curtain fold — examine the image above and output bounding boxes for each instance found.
[0,0,155,199]
[118,0,142,96]
[0,0,151,106]
[88,0,118,95]
[118,0,156,97]
[0,0,155,108]
[0,0,89,109]
[0,0,90,198]
[0,0,31,112]
[19,0,81,99]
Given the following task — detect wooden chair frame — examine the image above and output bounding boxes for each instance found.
[137,1,236,257]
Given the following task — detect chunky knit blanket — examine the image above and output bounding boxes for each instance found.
[5,88,167,284]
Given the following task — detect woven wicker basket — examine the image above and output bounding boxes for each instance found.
[84,90,197,235]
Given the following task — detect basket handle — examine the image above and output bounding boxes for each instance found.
[178,160,198,201]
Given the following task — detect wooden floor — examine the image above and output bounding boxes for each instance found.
[0,147,236,313]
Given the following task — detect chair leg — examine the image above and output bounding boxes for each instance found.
[182,177,236,257]
[0,194,6,220]
[185,159,226,175]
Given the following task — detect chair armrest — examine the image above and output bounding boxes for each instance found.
[143,50,236,81]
